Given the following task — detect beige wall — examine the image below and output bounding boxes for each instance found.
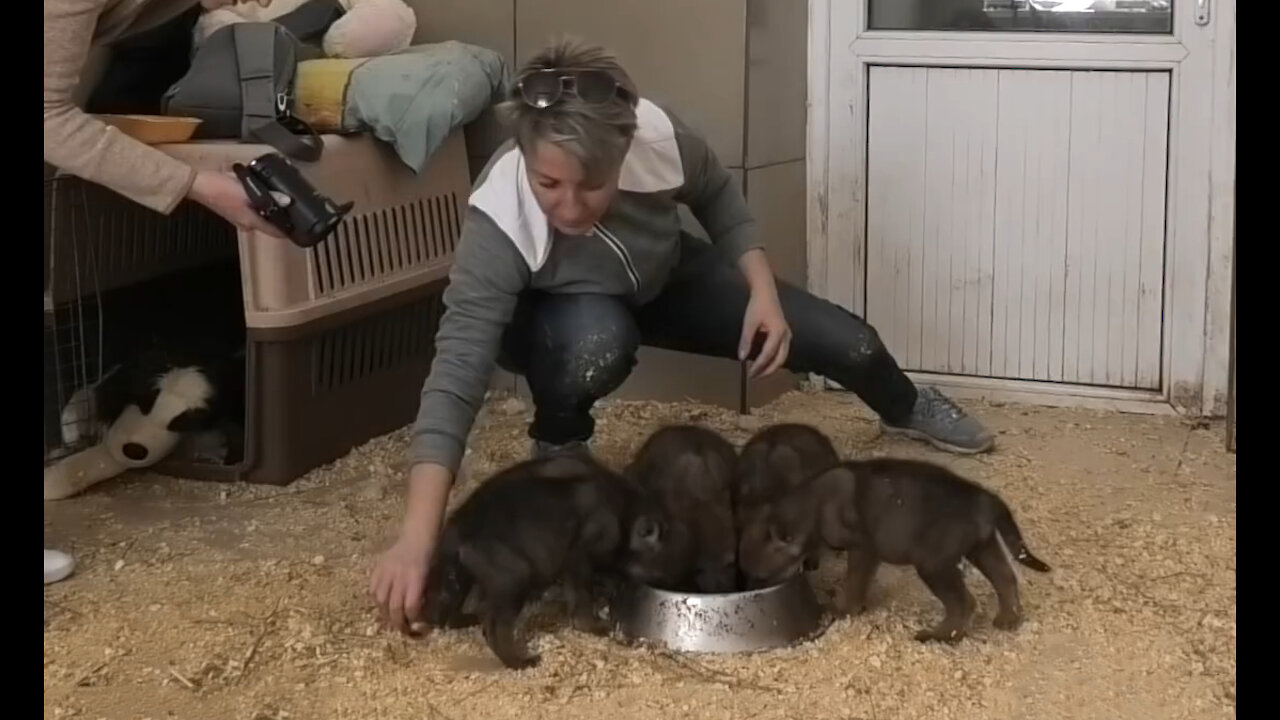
[407,0,809,409]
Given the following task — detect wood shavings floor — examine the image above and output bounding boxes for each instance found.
[44,390,1236,720]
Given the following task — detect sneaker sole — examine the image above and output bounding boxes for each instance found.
[44,558,75,586]
[879,424,995,455]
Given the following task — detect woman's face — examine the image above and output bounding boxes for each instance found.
[524,141,621,236]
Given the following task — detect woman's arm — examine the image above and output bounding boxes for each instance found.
[372,207,530,632]
[44,0,198,214]
[45,0,286,237]
[736,248,781,307]
[407,208,531,478]
[669,109,792,376]
[670,110,765,269]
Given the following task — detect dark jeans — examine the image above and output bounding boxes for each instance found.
[498,235,919,445]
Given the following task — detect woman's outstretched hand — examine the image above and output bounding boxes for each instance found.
[369,462,452,634]
[370,533,435,634]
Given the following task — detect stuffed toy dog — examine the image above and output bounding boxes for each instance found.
[194,0,417,58]
[44,356,243,501]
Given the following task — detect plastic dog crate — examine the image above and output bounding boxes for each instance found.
[44,133,467,485]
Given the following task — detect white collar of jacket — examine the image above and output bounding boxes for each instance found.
[469,98,684,271]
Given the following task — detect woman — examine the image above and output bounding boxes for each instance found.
[370,40,995,631]
[44,0,284,239]
[42,0,282,587]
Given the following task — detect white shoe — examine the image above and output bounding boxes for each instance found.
[44,549,75,585]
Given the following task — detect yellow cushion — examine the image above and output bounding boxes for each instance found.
[294,58,371,132]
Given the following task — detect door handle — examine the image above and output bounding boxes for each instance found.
[1195,0,1211,26]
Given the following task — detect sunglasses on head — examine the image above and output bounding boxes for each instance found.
[516,68,633,109]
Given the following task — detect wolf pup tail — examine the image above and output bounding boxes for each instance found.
[994,501,1051,572]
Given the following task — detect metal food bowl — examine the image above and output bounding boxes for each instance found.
[613,575,829,654]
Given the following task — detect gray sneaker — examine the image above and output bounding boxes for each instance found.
[879,387,995,454]
[530,439,591,460]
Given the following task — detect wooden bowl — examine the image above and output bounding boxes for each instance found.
[96,114,203,144]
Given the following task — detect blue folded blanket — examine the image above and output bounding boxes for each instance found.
[343,41,508,173]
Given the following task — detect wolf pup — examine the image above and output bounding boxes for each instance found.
[422,454,640,669]
[624,425,739,593]
[734,424,841,587]
[740,458,1050,642]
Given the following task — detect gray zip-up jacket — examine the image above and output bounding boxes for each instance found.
[408,99,761,473]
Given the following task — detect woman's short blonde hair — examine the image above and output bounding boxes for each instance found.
[499,39,640,185]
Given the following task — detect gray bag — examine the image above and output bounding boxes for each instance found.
[162,22,323,161]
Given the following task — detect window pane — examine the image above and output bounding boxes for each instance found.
[868,0,1174,34]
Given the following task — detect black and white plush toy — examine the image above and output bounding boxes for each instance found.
[44,262,248,501]
[44,348,245,501]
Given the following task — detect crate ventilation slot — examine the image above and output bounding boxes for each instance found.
[312,193,461,296]
[45,177,237,303]
[312,293,445,392]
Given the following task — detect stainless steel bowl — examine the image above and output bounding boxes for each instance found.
[613,575,829,653]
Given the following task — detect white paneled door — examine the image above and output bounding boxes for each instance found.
[866,67,1169,388]
[809,0,1235,410]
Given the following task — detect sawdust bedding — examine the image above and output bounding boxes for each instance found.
[44,389,1236,720]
